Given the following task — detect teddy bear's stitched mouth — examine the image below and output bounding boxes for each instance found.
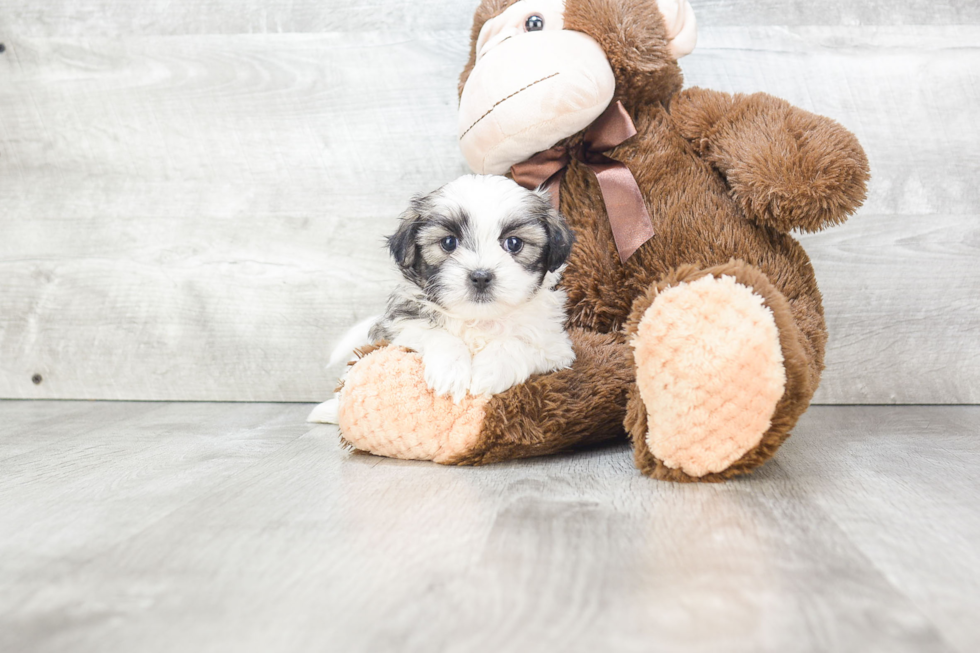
[459,72,560,141]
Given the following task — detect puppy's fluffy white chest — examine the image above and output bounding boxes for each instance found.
[445,282,569,354]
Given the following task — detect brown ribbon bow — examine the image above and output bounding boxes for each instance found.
[510,101,654,263]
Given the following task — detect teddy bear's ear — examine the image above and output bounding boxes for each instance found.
[656,0,697,59]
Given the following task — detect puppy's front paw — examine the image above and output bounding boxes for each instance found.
[307,397,340,424]
[469,352,523,397]
[422,347,472,403]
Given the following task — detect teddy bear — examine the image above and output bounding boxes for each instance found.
[330,0,869,482]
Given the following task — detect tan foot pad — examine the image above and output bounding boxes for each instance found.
[338,346,489,463]
[632,275,786,477]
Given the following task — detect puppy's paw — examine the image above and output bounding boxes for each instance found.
[469,352,524,397]
[547,337,577,371]
[307,397,340,424]
[422,346,472,403]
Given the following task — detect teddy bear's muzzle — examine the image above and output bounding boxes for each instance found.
[458,29,615,175]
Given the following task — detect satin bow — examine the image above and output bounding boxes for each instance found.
[510,101,654,263]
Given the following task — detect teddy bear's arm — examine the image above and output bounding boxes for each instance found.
[335,329,633,466]
[670,87,870,233]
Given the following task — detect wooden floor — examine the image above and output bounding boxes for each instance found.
[1,402,978,652]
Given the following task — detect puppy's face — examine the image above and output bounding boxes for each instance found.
[388,175,574,319]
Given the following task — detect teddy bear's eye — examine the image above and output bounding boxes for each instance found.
[440,236,458,252]
[524,15,544,32]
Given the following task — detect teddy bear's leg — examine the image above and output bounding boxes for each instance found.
[451,329,635,465]
[624,260,814,482]
[336,330,635,465]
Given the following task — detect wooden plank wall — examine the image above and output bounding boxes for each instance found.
[0,1,977,403]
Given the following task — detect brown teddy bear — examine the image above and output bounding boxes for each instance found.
[331,0,869,482]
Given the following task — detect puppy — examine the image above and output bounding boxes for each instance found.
[307,174,576,424]
[372,174,577,401]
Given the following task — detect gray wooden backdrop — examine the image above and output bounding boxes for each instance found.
[1,1,977,403]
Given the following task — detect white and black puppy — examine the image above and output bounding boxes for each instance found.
[307,174,576,423]
[371,174,577,401]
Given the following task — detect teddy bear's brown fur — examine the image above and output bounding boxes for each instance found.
[449,0,867,479]
[338,0,869,481]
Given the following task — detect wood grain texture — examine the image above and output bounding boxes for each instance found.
[0,402,309,617]
[776,406,980,653]
[0,400,161,461]
[0,33,468,400]
[0,0,977,37]
[1,401,977,652]
[0,25,977,402]
[804,213,980,404]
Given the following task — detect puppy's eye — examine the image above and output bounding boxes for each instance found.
[524,15,544,32]
[502,236,524,254]
[440,236,458,252]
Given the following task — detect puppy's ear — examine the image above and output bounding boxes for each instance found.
[540,204,576,273]
[387,198,425,269]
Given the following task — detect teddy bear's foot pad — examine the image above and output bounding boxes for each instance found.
[632,274,787,477]
[337,346,489,463]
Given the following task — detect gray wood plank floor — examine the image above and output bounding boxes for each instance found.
[1,402,977,652]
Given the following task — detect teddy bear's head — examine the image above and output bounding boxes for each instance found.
[458,0,696,175]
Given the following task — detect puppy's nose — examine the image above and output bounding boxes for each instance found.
[469,269,494,291]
